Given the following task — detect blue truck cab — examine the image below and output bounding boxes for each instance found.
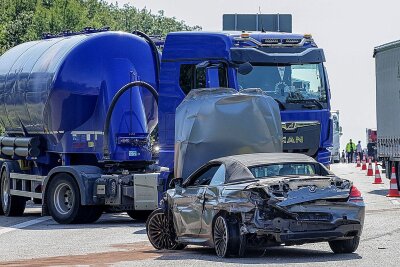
[158,31,332,180]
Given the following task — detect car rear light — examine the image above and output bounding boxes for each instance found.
[348,186,363,202]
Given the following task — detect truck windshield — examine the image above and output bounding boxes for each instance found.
[238,63,327,107]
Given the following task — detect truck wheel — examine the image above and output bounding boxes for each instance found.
[33,198,42,205]
[83,206,103,223]
[386,161,392,179]
[0,170,26,216]
[146,209,186,250]
[0,181,3,215]
[127,210,152,221]
[328,236,360,253]
[213,214,241,258]
[47,173,90,224]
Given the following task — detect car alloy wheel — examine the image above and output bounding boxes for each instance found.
[147,211,176,249]
[214,216,228,257]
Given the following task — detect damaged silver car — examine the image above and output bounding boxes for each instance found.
[146,153,365,257]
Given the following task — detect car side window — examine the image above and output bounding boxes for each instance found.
[209,164,226,186]
[187,165,221,187]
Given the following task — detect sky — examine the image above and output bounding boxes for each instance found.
[110,0,400,150]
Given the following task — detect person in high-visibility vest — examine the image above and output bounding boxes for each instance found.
[346,139,356,163]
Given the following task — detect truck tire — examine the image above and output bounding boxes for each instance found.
[0,182,3,215]
[328,236,360,253]
[83,206,103,223]
[0,170,26,216]
[386,161,392,179]
[47,173,92,224]
[127,210,152,221]
[33,198,42,205]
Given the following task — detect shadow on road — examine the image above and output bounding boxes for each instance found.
[0,213,146,230]
[368,189,388,196]
[154,246,362,264]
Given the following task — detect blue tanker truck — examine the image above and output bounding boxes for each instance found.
[0,28,332,223]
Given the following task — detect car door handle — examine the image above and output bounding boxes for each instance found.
[196,193,204,200]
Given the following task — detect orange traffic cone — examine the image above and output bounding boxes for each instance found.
[373,162,383,184]
[361,159,367,170]
[367,159,373,176]
[387,166,400,197]
[361,160,367,171]
[356,156,361,167]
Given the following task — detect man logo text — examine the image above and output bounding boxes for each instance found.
[283,136,304,143]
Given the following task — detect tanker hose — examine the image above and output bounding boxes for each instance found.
[102,81,158,160]
[132,30,161,87]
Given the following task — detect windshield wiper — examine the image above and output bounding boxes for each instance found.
[273,98,286,110]
[286,99,324,109]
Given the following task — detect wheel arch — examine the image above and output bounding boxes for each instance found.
[43,165,102,213]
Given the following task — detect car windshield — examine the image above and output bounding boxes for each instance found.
[238,63,327,105]
[249,163,317,178]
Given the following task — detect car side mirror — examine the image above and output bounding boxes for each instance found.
[169,177,183,189]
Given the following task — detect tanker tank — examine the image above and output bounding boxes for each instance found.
[0,30,158,163]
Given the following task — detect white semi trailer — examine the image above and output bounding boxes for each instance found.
[374,41,400,182]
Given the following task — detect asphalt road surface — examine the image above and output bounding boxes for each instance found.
[0,163,399,267]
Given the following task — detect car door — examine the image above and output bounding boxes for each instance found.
[173,164,221,238]
[199,164,226,239]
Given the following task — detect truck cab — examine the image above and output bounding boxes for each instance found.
[158,31,333,178]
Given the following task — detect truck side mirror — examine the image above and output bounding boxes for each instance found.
[195,61,221,88]
[339,126,343,136]
[206,67,220,88]
[238,62,253,75]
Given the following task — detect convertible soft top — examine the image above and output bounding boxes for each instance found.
[210,153,317,182]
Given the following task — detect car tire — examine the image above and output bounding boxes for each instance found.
[146,208,186,250]
[213,214,242,258]
[328,236,360,253]
[47,173,91,224]
[127,210,152,221]
[1,170,26,216]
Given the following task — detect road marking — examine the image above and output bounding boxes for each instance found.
[0,217,51,236]
[390,199,400,205]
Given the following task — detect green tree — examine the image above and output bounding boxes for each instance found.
[0,0,201,55]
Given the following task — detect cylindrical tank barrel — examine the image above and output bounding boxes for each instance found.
[14,137,40,147]
[1,147,14,156]
[0,137,40,147]
[14,147,40,157]
[1,137,15,147]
